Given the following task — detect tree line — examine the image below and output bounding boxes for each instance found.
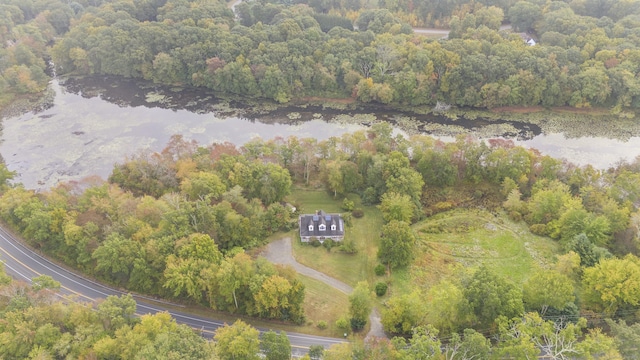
[3,263,639,359]
[4,0,640,111]
[0,134,305,323]
[40,0,640,111]
[1,125,640,354]
[0,263,298,359]
[2,123,640,326]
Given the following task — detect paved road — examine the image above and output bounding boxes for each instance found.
[413,24,513,38]
[0,226,345,356]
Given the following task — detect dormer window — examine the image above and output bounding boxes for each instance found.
[308,224,314,231]
[331,224,336,231]
[319,224,326,231]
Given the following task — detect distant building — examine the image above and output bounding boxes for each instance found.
[299,210,345,242]
[527,38,536,46]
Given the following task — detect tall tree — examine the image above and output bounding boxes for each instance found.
[582,255,640,314]
[260,330,291,360]
[214,320,260,360]
[523,269,575,315]
[378,220,416,270]
[349,281,372,331]
[463,266,524,330]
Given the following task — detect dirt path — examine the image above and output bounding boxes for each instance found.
[261,237,387,340]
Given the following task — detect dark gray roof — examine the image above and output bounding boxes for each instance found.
[299,210,344,238]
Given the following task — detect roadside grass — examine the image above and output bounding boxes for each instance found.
[288,187,384,287]
[391,208,560,292]
[298,275,350,337]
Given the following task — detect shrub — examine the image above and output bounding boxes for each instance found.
[342,198,355,211]
[342,213,352,227]
[529,224,548,236]
[375,282,388,296]
[336,316,350,334]
[323,239,334,251]
[434,201,454,212]
[508,210,523,222]
[362,187,377,205]
[310,238,322,247]
[374,264,386,276]
[340,237,358,254]
[316,320,328,330]
[350,317,366,331]
[352,208,364,218]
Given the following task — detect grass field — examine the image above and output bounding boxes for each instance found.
[288,187,384,287]
[402,208,561,290]
[298,275,350,336]
[267,189,561,336]
[175,275,348,337]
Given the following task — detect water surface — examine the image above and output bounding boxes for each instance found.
[1,76,639,190]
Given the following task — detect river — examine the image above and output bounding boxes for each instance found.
[1,76,640,190]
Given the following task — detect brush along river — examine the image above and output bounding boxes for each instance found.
[1,75,640,190]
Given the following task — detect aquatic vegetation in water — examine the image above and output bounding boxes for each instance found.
[331,113,378,125]
[391,116,421,135]
[145,92,168,104]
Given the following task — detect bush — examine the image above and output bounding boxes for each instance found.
[340,237,357,254]
[507,210,523,222]
[323,239,335,251]
[529,223,548,236]
[375,282,388,296]
[374,264,386,276]
[342,198,355,211]
[434,201,454,212]
[350,317,366,331]
[362,187,377,205]
[352,208,364,218]
[310,238,322,247]
[316,320,328,330]
[342,213,352,227]
[336,316,350,334]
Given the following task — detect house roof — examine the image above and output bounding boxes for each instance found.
[299,210,344,238]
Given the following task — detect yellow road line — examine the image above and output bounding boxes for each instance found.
[1,244,315,350]
[0,244,94,302]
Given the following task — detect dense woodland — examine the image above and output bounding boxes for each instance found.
[0,266,634,360]
[3,0,640,110]
[49,0,640,109]
[3,0,640,358]
[0,265,298,359]
[1,125,640,357]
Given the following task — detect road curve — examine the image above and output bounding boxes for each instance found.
[0,225,346,356]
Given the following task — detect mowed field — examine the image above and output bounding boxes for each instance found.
[288,188,384,287]
[404,209,561,290]
[274,189,561,336]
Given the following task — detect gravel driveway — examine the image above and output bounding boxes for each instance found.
[261,237,387,340]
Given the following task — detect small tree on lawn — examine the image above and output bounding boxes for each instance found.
[349,282,372,331]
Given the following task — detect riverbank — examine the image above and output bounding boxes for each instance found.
[0,86,56,120]
[2,75,638,144]
[2,74,640,191]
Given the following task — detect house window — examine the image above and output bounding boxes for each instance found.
[308,224,313,231]
[331,224,336,231]
[319,224,326,231]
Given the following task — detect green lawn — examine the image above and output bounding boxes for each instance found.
[288,188,385,287]
[401,208,560,290]
[298,275,350,337]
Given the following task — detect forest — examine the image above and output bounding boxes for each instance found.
[1,125,640,357]
[2,0,640,111]
[2,0,640,358]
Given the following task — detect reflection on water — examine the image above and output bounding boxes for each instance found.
[1,75,639,190]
